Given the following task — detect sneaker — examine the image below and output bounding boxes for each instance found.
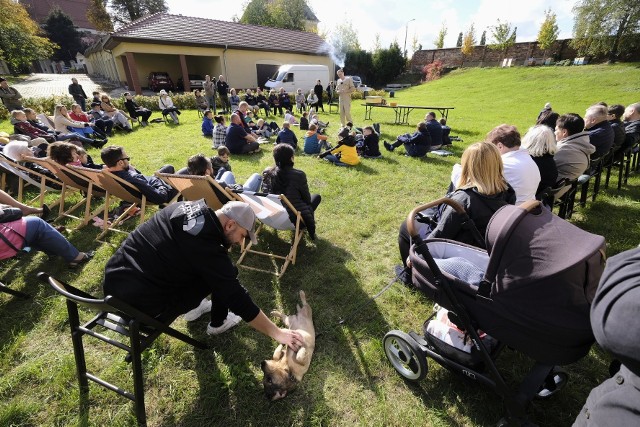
[183,298,212,321]
[383,141,394,152]
[207,312,242,335]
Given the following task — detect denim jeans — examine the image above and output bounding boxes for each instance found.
[243,173,263,192]
[24,216,80,262]
[57,132,97,145]
[324,154,348,166]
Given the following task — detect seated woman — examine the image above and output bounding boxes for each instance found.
[99,94,132,131]
[158,90,180,124]
[303,123,330,155]
[521,125,558,197]
[123,92,152,126]
[306,89,318,112]
[397,142,516,279]
[261,143,321,239]
[193,89,208,112]
[384,122,431,157]
[0,189,93,267]
[48,141,102,170]
[229,88,241,113]
[269,89,282,116]
[52,105,106,148]
[69,103,107,139]
[255,88,270,117]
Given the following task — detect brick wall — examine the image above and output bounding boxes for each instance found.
[411,39,578,70]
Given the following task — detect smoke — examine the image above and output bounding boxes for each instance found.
[317,41,345,68]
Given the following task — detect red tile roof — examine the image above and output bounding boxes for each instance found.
[106,13,330,57]
[21,0,96,31]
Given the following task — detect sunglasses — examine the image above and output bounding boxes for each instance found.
[119,157,130,162]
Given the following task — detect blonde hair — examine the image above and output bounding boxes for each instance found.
[522,125,557,157]
[456,142,508,195]
[53,104,70,119]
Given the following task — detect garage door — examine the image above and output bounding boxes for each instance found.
[256,64,280,89]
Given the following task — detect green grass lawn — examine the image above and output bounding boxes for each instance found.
[1,64,639,426]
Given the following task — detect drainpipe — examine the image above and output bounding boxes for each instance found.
[223,44,228,81]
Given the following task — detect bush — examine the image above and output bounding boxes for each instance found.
[423,60,444,81]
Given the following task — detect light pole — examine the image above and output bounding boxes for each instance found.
[404,19,416,59]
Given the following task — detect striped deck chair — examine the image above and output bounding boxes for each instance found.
[155,173,231,210]
[23,157,105,227]
[227,189,305,277]
[68,166,149,241]
[0,153,62,209]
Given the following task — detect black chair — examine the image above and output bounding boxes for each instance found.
[578,155,607,207]
[38,272,207,426]
[0,276,29,299]
[554,179,578,220]
[537,178,569,212]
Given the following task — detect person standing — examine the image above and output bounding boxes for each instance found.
[217,75,230,114]
[0,77,23,111]
[335,69,355,126]
[203,75,217,114]
[314,79,325,112]
[68,78,88,111]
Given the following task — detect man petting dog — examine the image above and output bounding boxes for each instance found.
[103,200,303,350]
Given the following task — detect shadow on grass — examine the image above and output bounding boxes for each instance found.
[171,235,393,426]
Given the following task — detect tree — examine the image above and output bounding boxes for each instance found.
[43,7,85,62]
[0,0,57,72]
[456,32,463,47]
[461,23,476,66]
[537,9,559,60]
[329,21,361,67]
[109,0,168,27]
[240,0,310,31]
[480,30,486,46]
[571,0,640,62]
[345,49,373,84]
[371,42,405,86]
[87,0,113,32]
[373,33,382,52]
[434,23,447,49]
[489,19,517,60]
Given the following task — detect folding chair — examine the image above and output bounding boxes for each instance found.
[227,190,305,277]
[155,173,232,210]
[37,272,207,427]
[23,157,105,227]
[0,153,62,209]
[68,166,149,242]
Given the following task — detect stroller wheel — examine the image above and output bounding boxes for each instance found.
[535,366,569,399]
[383,330,428,382]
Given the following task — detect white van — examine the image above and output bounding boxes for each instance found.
[264,64,330,94]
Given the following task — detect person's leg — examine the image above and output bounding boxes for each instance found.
[243,173,262,192]
[339,101,346,126]
[310,194,321,211]
[70,126,93,137]
[66,132,100,145]
[242,141,260,153]
[142,109,152,122]
[170,111,179,124]
[398,220,412,268]
[324,154,347,166]
[23,216,80,262]
[344,101,353,123]
[218,170,236,185]
[79,98,86,111]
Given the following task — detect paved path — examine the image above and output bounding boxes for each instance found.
[10,73,119,99]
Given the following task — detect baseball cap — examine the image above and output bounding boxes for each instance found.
[220,201,257,244]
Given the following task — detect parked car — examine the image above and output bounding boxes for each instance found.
[148,72,174,92]
[350,76,362,88]
[177,74,206,91]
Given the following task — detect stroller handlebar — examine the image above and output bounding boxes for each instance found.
[406,197,467,237]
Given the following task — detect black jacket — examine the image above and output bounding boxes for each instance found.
[621,120,640,151]
[532,153,558,195]
[103,200,260,321]
[430,186,516,247]
[262,166,317,238]
[609,119,626,149]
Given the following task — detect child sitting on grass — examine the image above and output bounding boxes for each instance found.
[319,127,360,166]
[359,126,382,158]
[211,145,232,180]
[202,110,214,137]
[303,123,331,155]
[275,122,298,149]
[284,110,298,125]
[212,115,227,149]
[310,113,328,134]
[300,112,309,131]
[255,119,273,138]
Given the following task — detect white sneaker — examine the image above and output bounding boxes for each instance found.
[183,299,212,322]
[206,312,242,335]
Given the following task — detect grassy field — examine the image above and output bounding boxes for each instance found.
[1,63,639,427]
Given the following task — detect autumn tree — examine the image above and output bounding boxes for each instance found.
[434,23,447,49]
[571,0,640,62]
[240,0,311,31]
[0,0,56,72]
[461,24,476,67]
[537,9,559,61]
[44,8,85,62]
[87,0,114,32]
[109,0,168,27]
[489,19,517,61]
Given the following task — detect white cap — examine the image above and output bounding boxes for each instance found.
[220,201,257,244]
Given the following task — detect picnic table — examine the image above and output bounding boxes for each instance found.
[361,103,454,125]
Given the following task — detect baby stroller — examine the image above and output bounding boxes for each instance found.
[383,199,606,426]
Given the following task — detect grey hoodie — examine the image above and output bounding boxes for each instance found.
[554,131,596,181]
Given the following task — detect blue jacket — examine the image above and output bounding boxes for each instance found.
[276,128,298,148]
[401,130,431,157]
[202,117,214,136]
[587,120,614,158]
[425,119,443,147]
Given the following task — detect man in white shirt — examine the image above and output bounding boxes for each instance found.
[486,124,541,204]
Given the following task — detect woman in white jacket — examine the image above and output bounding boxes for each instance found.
[158,89,180,124]
[53,105,107,147]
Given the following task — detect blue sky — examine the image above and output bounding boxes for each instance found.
[164,0,579,52]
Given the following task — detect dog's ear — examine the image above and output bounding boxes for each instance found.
[272,344,285,361]
[261,360,268,372]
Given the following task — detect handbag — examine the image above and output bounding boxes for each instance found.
[0,205,23,223]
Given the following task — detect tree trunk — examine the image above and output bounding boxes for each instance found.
[609,12,630,63]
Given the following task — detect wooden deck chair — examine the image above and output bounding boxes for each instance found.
[227,190,305,277]
[23,157,105,227]
[68,165,148,242]
[155,173,231,210]
[0,153,63,209]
